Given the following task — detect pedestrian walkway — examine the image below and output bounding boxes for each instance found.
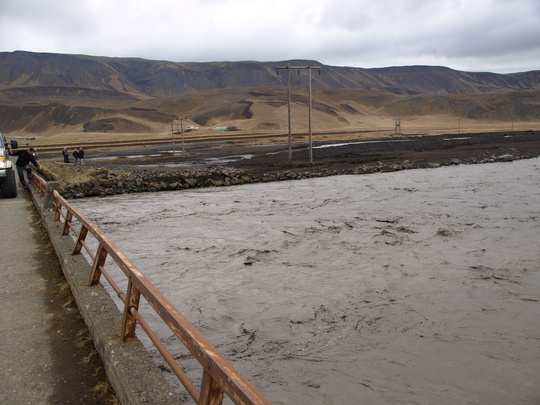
[0,184,111,404]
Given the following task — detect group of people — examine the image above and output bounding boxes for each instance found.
[10,146,86,189]
[62,147,85,166]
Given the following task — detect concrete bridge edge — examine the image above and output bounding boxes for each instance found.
[29,183,183,405]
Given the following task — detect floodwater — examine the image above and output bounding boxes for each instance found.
[72,158,540,405]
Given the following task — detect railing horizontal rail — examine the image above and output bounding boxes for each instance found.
[31,176,271,405]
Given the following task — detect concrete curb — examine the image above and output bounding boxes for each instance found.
[29,183,182,405]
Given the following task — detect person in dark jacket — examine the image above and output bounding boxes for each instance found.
[78,147,85,166]
[62,147,70,163]
[11,147,39,187]
[72,148,79,166]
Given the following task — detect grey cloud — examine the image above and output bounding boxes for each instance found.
[0,0,539,72]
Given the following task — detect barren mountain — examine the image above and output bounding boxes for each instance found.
[0,51,539,136]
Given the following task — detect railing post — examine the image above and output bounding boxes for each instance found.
[54,200,62,222]
[73,225,89,255]
[121,279,141,340]
[62,211,73,235]
[30,175,38,192]
[200,369,224,405]
[89,243,107,285]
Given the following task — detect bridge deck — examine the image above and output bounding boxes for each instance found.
[0,183,109,404]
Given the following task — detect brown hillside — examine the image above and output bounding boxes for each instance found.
[2,87,540,140]
[1,52,539,141]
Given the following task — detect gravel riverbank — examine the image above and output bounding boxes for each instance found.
[37,131,540,199]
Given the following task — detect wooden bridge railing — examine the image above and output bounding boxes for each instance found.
[31,174,271,405]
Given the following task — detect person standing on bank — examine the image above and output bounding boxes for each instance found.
[78,147,85,166]
[73,148,79,166]
[11,147,39,187]
[62,147,70,163]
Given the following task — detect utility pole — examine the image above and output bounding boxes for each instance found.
[276,64,293,165]
[308,66,315,164]
[172,118,187,155]
[276,64,321,165]
[180,117,185,154]
[171,119,175,155]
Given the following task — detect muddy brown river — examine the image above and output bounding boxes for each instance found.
[72,158,540,404]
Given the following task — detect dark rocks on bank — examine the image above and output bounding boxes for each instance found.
[60,152,532,199]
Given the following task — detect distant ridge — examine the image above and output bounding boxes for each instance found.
[1,51,539,100]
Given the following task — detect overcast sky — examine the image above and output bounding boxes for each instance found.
[1,0,539,73]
